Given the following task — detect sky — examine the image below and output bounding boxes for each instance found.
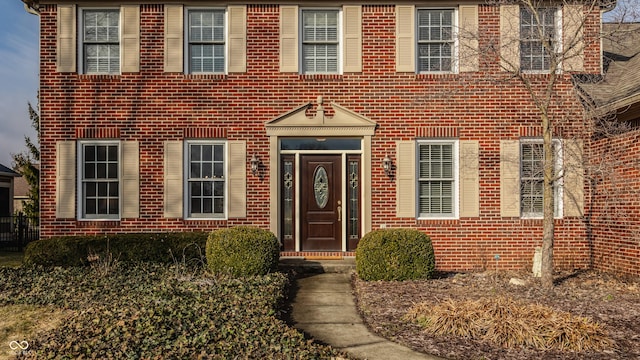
[0,0,38,168]
[0,0,636,168]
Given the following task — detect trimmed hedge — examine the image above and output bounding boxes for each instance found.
[356,228,436,281]
[24,232,209,267]
[206,226,280,277]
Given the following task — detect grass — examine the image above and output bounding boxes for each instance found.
[405,296,613,352]
[0,251,23,268]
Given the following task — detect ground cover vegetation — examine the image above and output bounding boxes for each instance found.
[0,262,345,359]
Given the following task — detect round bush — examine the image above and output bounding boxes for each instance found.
[206,226,280,277]
[356,228,435,281]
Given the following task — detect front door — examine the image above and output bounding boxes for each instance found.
[300,155,342,251]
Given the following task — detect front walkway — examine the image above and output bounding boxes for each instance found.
[289,268,444,360]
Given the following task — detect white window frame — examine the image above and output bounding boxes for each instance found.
[417,139,459,219]
[77,140,121,220]
[519,6,562,73]
[184,140,228,220]
[184,7,228,74]
[299,7,343,74]
[78,7,121,75]
[416,7,458,74]
[520,138,563,219]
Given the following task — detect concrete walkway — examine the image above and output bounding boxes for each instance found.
[289,271,444,360]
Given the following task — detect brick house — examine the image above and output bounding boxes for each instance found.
[25,0,625,272]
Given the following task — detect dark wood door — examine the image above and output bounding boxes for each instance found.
[300,155,342,251]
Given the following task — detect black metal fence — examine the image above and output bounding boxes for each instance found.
[0,213,39,251]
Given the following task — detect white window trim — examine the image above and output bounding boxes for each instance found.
[299,7,343,75]
[519,138,563,219]
[416,7,459,74]
[183,140,228,220]
[184,7,228,74]
[78,7,122,75]
[416,139,460,220]
[520,6,562,74]
[77,140,121,220]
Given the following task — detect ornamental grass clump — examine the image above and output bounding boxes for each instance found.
[356,228,435,281]
[405,296,613,352]
[206,226,280,277]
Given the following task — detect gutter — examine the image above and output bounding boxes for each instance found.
[22,0,39,15]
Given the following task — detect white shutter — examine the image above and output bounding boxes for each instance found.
[500,5,520,72]
[228,141,247,218]
[500,140,521,217]
[396,5,415,72]
[121,5,140,73]
[164,141,183,218]
[164,5,183,73]
[343,5,362,72]
[56,141,76,218]
[460,141,479,217]
[228,5,247,73]
[396,141,416,217]
[280,5,299,72]
[458,5,479,72]
[121,141,139,218]
[57,5,76,73]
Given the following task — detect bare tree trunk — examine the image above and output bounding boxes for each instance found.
[541,111,555,289]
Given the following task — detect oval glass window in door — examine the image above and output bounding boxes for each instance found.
[313,166,329,208]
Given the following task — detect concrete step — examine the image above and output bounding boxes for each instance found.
[279,258,356,274]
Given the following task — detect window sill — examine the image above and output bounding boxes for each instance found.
[415,72,459,80]
[184,73,227,80]
[299,73,343,81]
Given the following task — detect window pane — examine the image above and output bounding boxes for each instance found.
[191,182,201,196]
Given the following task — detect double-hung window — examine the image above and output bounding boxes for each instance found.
[188,9,226,73]
[417,9,455,73]
[418,141,458,218]
[80,142,120,219]
[520,7,557,71]
[520,140,562,217]
[186,141,226,218]
[81,9,120,74]
[302,9,340,74]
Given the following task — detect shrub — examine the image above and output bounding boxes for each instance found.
[206,226,280,277]
[23,232,209,267]
[356,228,435,281]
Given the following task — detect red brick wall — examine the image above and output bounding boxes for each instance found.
[589,127,640,276]
[38,4,603,272]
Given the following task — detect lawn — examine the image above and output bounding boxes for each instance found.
[0,262,346,359]
[0,251,24,268]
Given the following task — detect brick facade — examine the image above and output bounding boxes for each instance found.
[38,2,615,272]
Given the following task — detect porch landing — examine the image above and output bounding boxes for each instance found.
[279,252,356,274]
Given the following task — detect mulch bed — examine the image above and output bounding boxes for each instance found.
[353,270,640,360]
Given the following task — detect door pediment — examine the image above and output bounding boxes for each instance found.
[265,98,377,136]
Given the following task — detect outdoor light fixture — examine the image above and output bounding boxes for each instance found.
[250,154,260,176]
[382,155,392,176]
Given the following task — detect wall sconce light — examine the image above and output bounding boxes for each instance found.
[382,155,392,177]
[250,154,260,176]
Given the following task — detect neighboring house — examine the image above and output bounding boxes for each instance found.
[25,0,619,272]
[578,23,640,275]
[12,176,29,214]
[0,164,20,219]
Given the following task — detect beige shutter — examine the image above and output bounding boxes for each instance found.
[164,5,184,73]
[280,5,299,72]
[563,139,584,217]
[396,5,415,72]
[396,141,416,217]
[228,6,247,73]
[227,141,247,218]
[563,5,585,72]
[500,5,520,72]
[458,5,479,73]
[121,141,140,218]
[343,5,362,73]
[164,141,183,218]
[459,141,479,217]
[56,141,76,218]
[500,140,521,217]
[121,5,140,73]
[57,4,76,73]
